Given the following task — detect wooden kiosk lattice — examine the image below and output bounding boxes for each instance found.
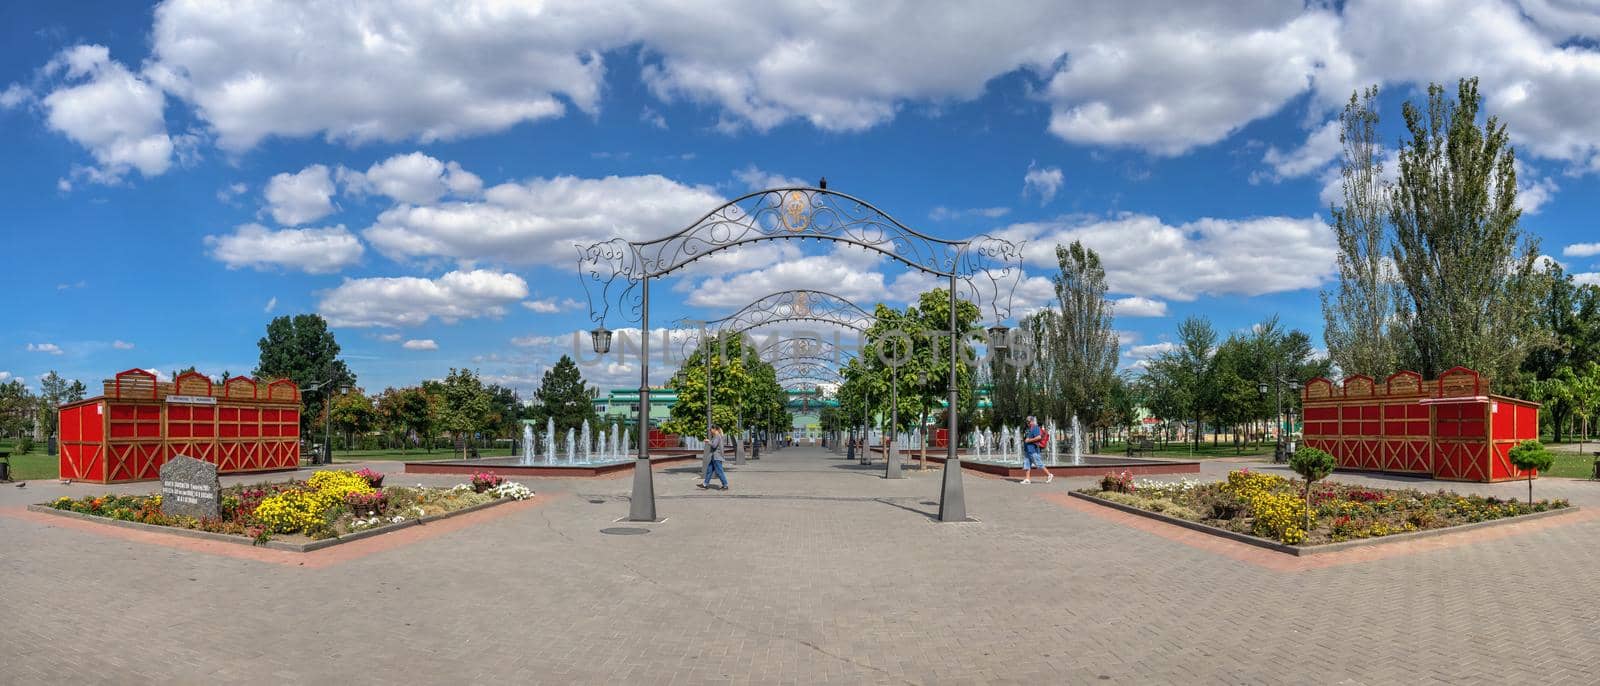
[58,369,302,483]
[1301,366,1541,482]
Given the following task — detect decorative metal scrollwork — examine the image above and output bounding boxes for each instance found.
[705,289,874,336]
[578,187,1024,331]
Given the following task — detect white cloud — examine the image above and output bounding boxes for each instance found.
[732,165,809,192]
[0,371,11,381]
[682,244,925,309]
[930,206,1011,222]
[0,83,31,108]
[511,335,558,347]
[1022,163,1064,204]
[402,339,439,351]
[341,152,483,204]
[317,269,529,328]
[1330,0,1600,171]
[264,296,277,313]
[265,164,337,225]
[1564,243,1600,258]
[112,340,135,350]
[1003,213,1337,301]
[377,333,402,342]
[40,45,173,182]
[1257,120,1341,182]
[1045,11,1341,155]
[205,223,364,274]
[1127,342,1178,359]
[1111,296,1168,317]
[1575,272,1600,287]
[1518,173,1559,215]
[216,181,248,203]
[364,173,723,266]
[641,106,668,130]
[147,0,604,151]
[523,299,561,314]
[28,343,64,355]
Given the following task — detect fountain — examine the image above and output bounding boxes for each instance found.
[545,418,556,463]
[596,429,606,464]
[1071,414,1084,465]
[564,428,575,464]
[580,421,591,464]
[521,424,535,465]
[1048,420,1060,466]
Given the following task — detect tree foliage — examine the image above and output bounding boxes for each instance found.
[436,368,492,458]
[253,314,355,434]
[528,355,599,436]
[1389,78,1543,381]
[1322,86,1402,379]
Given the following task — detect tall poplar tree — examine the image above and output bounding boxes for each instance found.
[1050,241,1119,431]
[1322,86,1402,379]
[1390,78,1543,380]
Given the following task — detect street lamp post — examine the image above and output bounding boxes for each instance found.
[887,355,902,479]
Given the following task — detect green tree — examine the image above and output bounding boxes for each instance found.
[525,353,604,436]
[253,314,356,437]
[36,371,83,437]
[1390,78,1543,381]
[1049,241,1119,434]
[1153,316,1218,450]
[1507,440,1554,505]
[437,369,492,458]
[0,380,36,439]
[1322,86,1403,380]
[661,333,777,440]
[376,386,437,452]
[1289,447,1337,531]
[330,388,378,449]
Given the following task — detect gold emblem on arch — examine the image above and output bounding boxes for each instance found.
[792,291,811,316]
[783,190,810,232]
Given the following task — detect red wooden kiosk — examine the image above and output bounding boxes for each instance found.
[58,369,302,484]
[1301,366,1540,482]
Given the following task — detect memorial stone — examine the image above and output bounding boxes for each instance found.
[159,455,221,520]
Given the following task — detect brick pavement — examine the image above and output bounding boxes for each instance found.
[2,448,1598,684]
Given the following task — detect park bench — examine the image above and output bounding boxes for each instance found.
[1127,438,1154,457]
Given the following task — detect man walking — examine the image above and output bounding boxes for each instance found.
[1020,415,1053,484]
[699,426,729,491]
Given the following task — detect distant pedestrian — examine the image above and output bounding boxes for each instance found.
[1020,415,1053,484]
[847,435,856,461]
[699,426,729,491]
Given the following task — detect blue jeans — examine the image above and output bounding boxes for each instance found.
[1023,449,1046,470]
[703,459,728,487]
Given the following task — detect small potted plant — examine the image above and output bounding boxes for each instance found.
[354,467,384,489]
[470,472,504,493]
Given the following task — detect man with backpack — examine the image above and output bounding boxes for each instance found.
[1021,415,1053,484]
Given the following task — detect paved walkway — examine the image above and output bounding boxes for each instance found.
[3,447,1599,684]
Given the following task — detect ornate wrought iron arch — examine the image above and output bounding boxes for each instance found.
[577,189,1024,327]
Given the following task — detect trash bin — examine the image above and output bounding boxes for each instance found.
[48,435,58,456]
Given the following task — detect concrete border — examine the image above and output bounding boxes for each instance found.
[404,454,699,478]
[1068,490,1578,556]
[25,495,520,553]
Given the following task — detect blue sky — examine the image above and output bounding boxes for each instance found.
[2,0,1598,398]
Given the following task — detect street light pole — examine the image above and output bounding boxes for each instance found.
[630,276,656,521]
[939,273,966,521]
[887,357,902,479]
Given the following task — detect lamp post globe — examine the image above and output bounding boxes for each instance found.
[590,326,613,354]
[1258,382,1269,396]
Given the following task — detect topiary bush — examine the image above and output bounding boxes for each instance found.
[1508,440,1554,506]
[1289,447,1336,533]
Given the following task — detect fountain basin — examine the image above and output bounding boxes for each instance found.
[404,450,702,478]
[868,448,1199,479]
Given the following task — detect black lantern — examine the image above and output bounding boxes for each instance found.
[590,326,613,354]
[1258,382,1268,395]
[987,325,1011,351]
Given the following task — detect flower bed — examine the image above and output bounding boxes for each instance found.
[1079,469,1570,546]
[45,469,533,545]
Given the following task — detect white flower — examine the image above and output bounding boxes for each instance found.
[486,481,534,501]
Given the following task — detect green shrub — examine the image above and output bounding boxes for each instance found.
[1289,447,1337,531]
[1508,440,1555,505]
[18,436,34,454]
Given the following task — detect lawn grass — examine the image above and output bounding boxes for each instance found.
[7,452,59,481]
[1544,452,1600,479]
[1101,441,1272,459]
